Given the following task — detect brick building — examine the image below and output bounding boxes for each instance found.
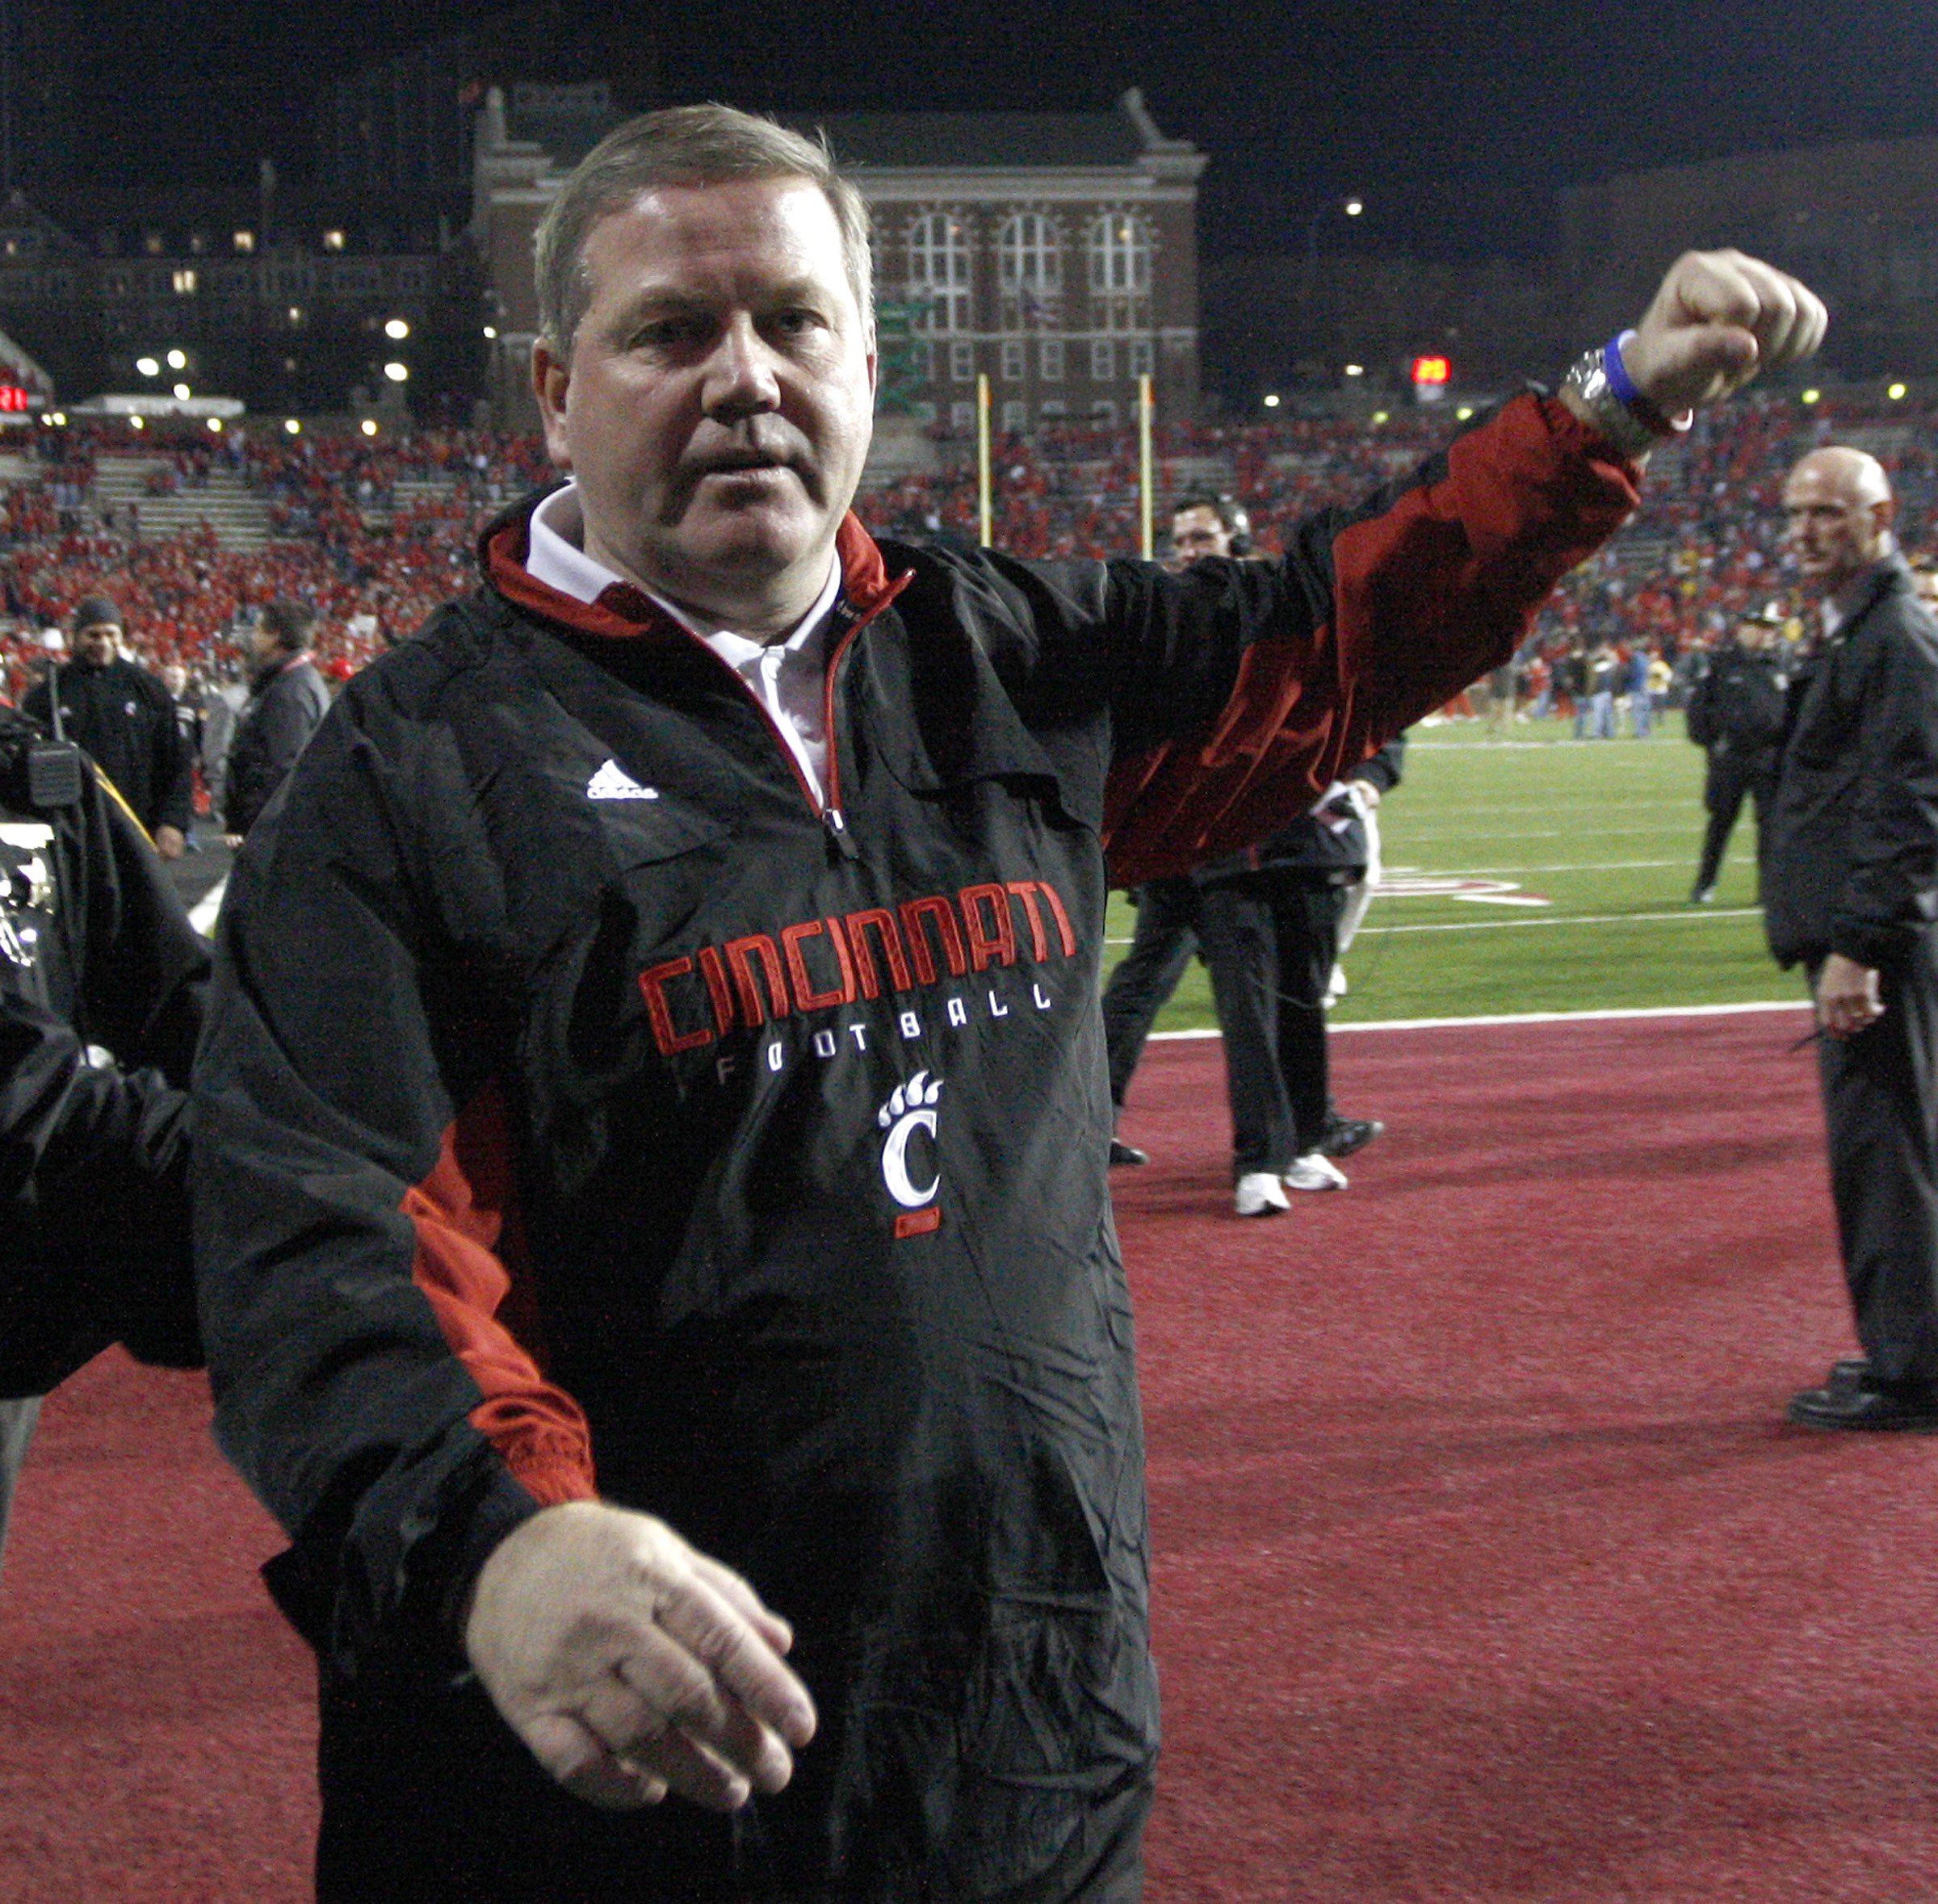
[473,86,1206,432]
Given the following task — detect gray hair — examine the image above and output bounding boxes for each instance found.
[534,104,874,362]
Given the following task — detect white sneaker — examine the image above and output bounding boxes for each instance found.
[1284,1153,1349,1192]
[1235,1171,1291,1217]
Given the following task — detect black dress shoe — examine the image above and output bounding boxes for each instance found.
[1315,1116,1384,1160]
[1827,1356,1869,1391]
[1108,1139,1149,1168]
[1786,1374,1938,1432]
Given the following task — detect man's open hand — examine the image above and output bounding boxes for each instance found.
[464,1499,817,1813]
[1620,250,1827,418]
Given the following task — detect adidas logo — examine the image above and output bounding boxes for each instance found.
[586,760,659,801]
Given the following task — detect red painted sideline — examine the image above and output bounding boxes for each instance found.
[0,1012,1923,1901]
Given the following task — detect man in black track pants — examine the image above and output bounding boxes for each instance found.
[1099,494,1251,1168]
[1193,740,1403,1216]
[191,100,1824,1902]
[1768,448,1938,1432]
[1686,607,1788,902]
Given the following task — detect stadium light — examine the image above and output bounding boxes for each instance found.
[1344,197,1364,217]
[384,317,411,341]
[1801,388,1821,405]
[206,417,223,433]
[51,412,64,426]
[384,361,409,383]
[166,349,187,371]
[284,417,302,435]
[172,383,191,401]
[1411,355,1452,387]
[1889,381,1908,401]
[1455,405,1475,421]
[135,356,159,377]
[483,325,498,340]
[1371,409,1389,425]
[360,418,379,437]
[129,415,145,430]
[1263,392,1281,409]
[1344,363,1364,377]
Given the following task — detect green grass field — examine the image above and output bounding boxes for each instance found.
[1105,711,1803,1031]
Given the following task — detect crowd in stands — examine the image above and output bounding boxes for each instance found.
[0,388,1932,721]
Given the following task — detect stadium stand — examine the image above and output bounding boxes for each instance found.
[0,391,1929,711]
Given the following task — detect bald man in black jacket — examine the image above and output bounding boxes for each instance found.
[1768,448,1938,1431]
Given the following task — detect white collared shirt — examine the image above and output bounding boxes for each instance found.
[527,482,843,804]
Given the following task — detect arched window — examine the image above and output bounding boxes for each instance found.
[997,212,1061,296]
[906,211,971,333]
[1088,213,1152,296]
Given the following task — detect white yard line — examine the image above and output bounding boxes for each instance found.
[1147,998,1809,1040]
[1430,860,1684,874]
[1356,908,1760,935]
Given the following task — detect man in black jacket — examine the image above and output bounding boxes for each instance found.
[0,706,206,1571]
[23,596,192,861]
[191,102,1825,1902]
[1098,494,1252,1168]
[222,597,333,842]
[1764,447,1938,1431]
[1686,607,1789,902]
[1195,740,1403,1214]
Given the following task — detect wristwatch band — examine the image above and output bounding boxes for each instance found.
[1562,346,1667,459]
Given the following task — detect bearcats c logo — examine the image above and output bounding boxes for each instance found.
[877,1071,943,1210]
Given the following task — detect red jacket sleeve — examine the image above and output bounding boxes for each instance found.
[1101,394,1639,883]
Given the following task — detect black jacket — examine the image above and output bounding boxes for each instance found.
[1763,556,1938,971]
[1194,736,1407,884]
[0,709,207,1396]
[23,655,194,837]
[1686,640,1786,763]
[192,393,1637,1889]
[223,648,333,837]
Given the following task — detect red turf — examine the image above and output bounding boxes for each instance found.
[7,1006,1927,1902]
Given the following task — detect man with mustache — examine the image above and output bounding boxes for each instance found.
[195,103,1825,1900]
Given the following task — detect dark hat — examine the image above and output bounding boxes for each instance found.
[70,593,123,632]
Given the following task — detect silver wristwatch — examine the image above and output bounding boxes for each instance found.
[1562,346,1666,459]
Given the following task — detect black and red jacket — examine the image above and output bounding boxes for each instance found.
[192,393,1636,1890]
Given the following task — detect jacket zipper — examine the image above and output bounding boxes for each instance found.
[662,572,908,858]
[815,584,908,858]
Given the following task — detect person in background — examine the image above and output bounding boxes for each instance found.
[199,647,250,830]
[1685,606,1788,903]
[1626,642,1655,737]
[221,598,332,844]
[22,596,191,861]
[0,701,206,1574]
[1765,449,1938,1431]
[1099,493,1254,1166]
[157,662,203,849]
[1194,740,1404,1214]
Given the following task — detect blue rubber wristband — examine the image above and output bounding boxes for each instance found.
[1604,330,1687,436]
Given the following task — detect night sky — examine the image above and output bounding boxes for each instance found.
[62,0,1938,261]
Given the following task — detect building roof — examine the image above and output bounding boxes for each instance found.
[803,92,1199,174]
[810,111,1143,171]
